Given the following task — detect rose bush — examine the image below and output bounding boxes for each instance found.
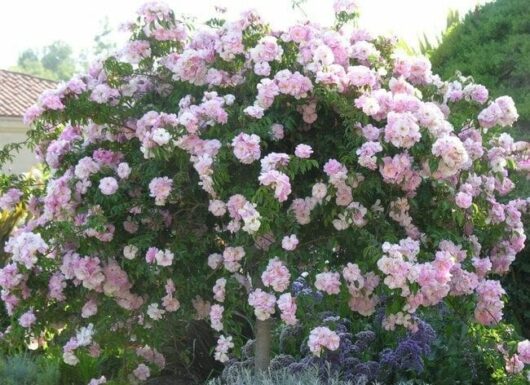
[0,1,529,383]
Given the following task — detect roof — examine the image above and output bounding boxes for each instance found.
[0,70,57,118]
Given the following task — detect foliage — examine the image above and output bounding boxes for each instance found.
[93,18,117,57]
[10,41,77,81]
[10,18,117,81]
[418,9,460,56]
[78,18,119,72]
[209,366,427,385]
[0,353,60,385]
[0,1,529,384]
[429,0,530,128]
[502,174,530,338]
[0,208,25,261]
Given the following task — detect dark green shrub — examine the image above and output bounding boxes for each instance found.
[430,0,530,132]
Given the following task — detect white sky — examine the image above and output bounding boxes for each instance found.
[0,0,490,69]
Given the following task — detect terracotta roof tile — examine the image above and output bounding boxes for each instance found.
[0,70,57,118]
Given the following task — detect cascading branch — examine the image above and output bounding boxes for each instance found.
[0,0,529,383]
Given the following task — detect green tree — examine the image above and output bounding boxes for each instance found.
[429,0,530,131]
[11,17,116,82]
[78,17,118,72]
[93,17,117,56]
[11,41,76,81]
[418,9,460,56]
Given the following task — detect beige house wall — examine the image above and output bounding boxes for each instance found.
[0,117,38,174]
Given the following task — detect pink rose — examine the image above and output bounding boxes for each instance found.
[99,177,118,195]
[308,326,340,356]
[281,234,299,251]
[294,144,313,158]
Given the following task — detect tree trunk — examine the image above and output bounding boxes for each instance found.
[254,318,272,371]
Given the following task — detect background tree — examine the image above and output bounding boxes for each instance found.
[11,41,77,81]
[93,17,117,56]
[429,0,530,133]
[11,19,117,81]
[79,17,118,70]
[418,9,460,56]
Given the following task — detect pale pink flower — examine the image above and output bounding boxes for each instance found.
[244,105,265,119]
[250,36,283,63]
[248,289,276,320]
[463,84,488,104]
[232,133,261,164]
[277,293,297,325]
[147,303,165,320]
[312,183,328,200]
[117,163,131,179]
[455,192,472,209]
[133,364,151,381]
[261,258,291,292]
[474,279,505,326]
[214,335,234,363]
[517,340,530,364]
[123,245,138,260]
[152,128,171,145]
[258,170,292,202]
[99,177,118,195]
[315,272,341,295]
[162,295,180,312]
[23,104,43,125]
[274,69,313,99]
[271,123,285,140]
[149,177,173,205]
[333,0,358,14]
[81,299,98,318]
[121,40,151,64]
[209,304,224,331]
[347,65,376,88]
[213,278,226,302]
[308,326,340,357]
[254,61,271,76]
[5,231,48,269]
[384,111,421,149]
[48,272,66,301]
[323,159,347,179]
[505,354,524,374]
[155,249,174,267]
[357,141,382,170]
[88,376,107,385]
[208,253,223,270]
[208,200,227,216]
[432,135,470,178]
[90,84,120,104]
[40,91,65,110]
[281,234,299,251]
[294,144,313,158]
[19,309,36,328]
[261,153,290,173]
[342,263,364,288]
[223,246,245,272]
[0,188,23,211]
